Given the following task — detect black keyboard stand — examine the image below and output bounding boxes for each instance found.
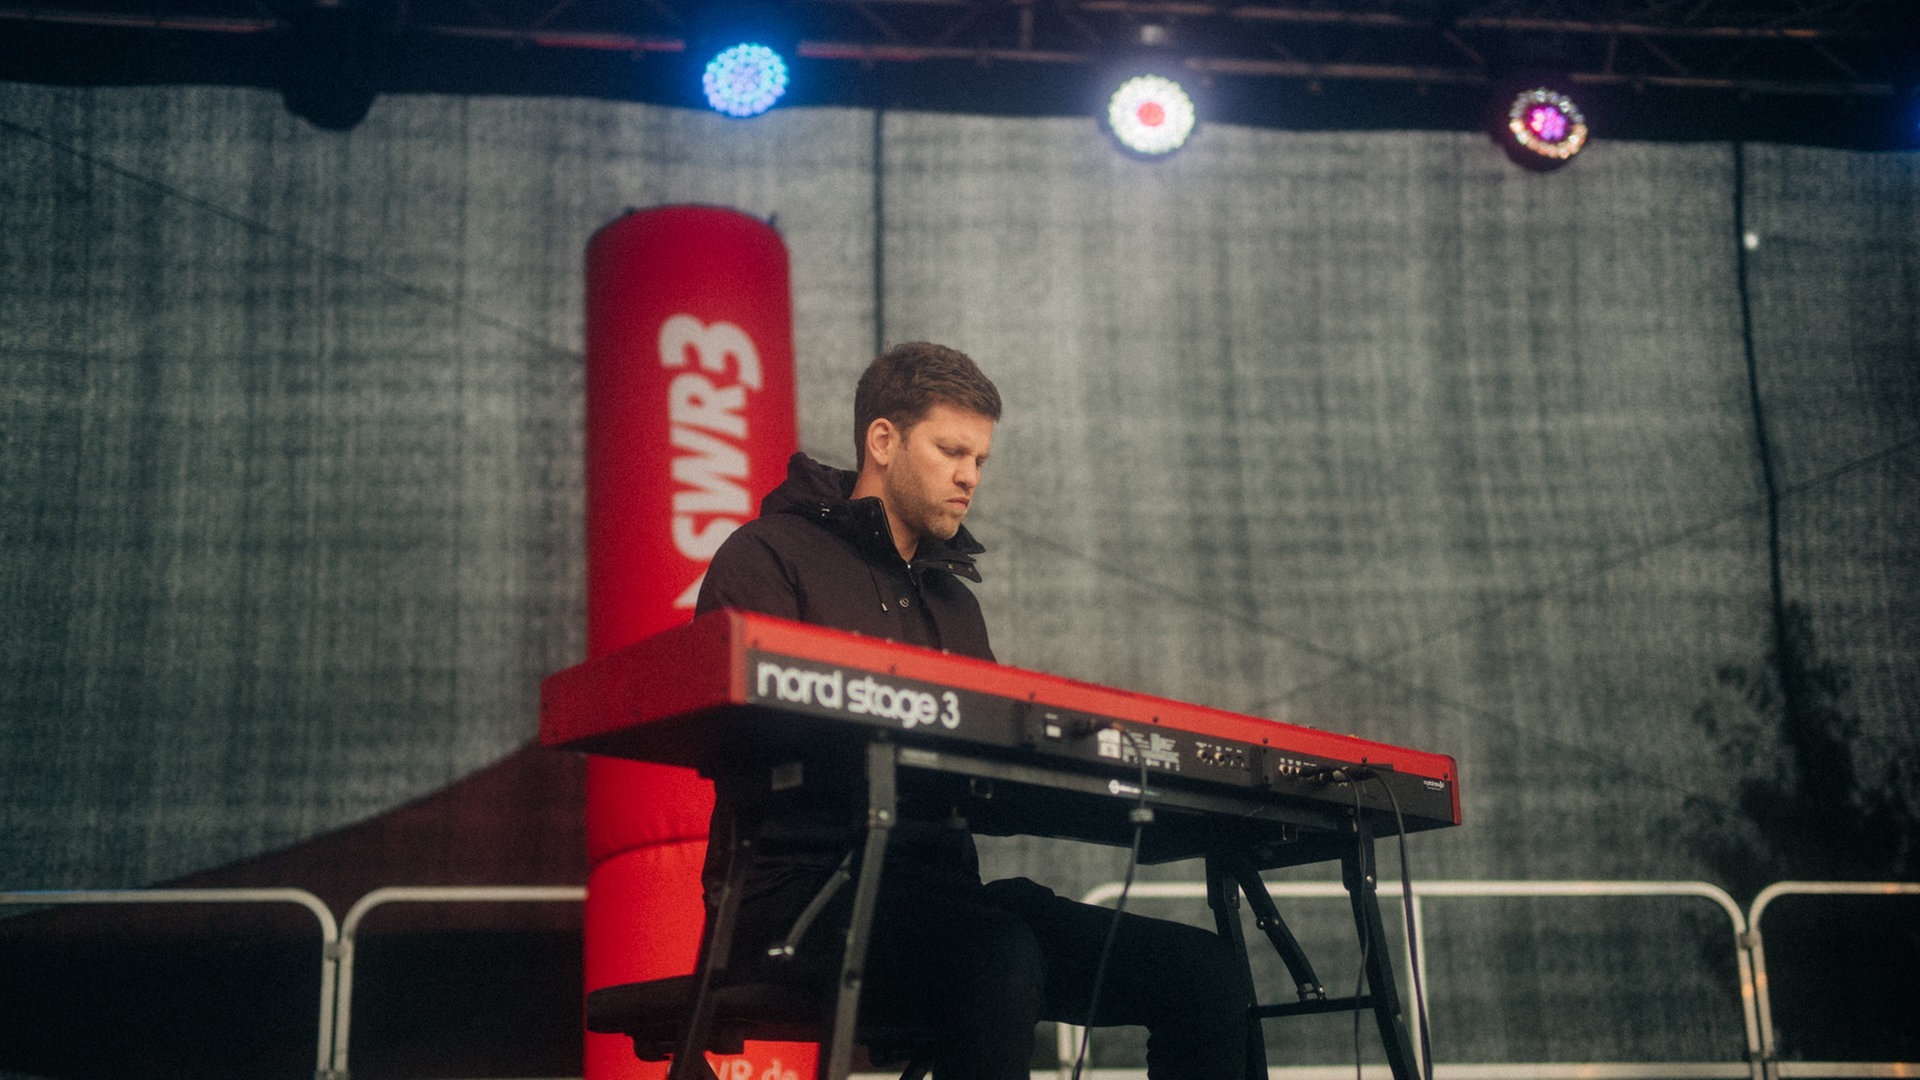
[656,730,1423,1080]
[1211,820,1422,1080]
[662,738,900,1080]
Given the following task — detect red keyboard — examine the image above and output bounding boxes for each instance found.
[543,609,1460,841]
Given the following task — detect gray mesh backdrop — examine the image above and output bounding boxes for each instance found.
[2,80,1915,1065]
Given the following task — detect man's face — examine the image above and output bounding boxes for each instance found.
[881,402,994,553]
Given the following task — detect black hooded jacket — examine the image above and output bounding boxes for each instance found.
[693,452,993,909]
[696,452,995,662]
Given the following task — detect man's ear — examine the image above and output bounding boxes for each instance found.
[864,417,899,468]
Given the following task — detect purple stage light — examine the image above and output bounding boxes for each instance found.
[1528,105,1568,143]
[1506,87,1589,164]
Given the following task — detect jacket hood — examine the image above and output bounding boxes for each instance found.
[762,452,985,581]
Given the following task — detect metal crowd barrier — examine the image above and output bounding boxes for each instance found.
[8,880,1916,1080]
[0,887,341,1080]
[1064,879,1763,1080]
[330,884,586,1080]
[1747,881,1920,1080]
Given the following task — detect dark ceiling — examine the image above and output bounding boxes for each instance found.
[4,1,1917,147]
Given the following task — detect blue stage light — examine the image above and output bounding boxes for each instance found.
[702,42,789,118]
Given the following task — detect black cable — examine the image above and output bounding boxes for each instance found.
[1729,139,1815,743]
[1373,774,1434,1080]
[1071,727,1154,1080]
[1348,780,1369,1080]
[1320,768,1435,1080]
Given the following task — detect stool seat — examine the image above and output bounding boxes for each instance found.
[587,974,937,1080]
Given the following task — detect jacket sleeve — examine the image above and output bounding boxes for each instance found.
[694,524,802,620]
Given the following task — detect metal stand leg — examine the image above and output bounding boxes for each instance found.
[669,823,756,1080]
[1220,854,1329,1003]
[1206,855,1271,1080]
[818,738,897,1080]
[1230,827,1421,1080]
[1342,825,1420,1080]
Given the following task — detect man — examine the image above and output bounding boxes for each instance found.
[696,342,1250,1080]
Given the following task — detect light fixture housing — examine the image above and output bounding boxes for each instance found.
[1502,86,1590,168]
[700,40,789,117]
[1103,71,1199,158]
[685,3,796,118]
[280,3,386,131]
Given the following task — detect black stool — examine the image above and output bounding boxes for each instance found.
[586,973,938,1080]
[590,741,938,1080]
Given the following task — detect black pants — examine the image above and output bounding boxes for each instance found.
[733,860,1254,1080]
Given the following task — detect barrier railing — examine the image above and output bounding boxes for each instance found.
[330,884,587,1080]
[1747,881,1920,1080]
[1064,879,1762,1080]
[0,887,340,1080]
[10,880,1915,1080]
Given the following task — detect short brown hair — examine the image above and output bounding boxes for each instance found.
[853,342,1002,466]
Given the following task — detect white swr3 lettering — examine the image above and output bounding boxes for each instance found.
[660,314,762,608]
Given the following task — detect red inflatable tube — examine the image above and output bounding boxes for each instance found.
[582,206,800,1079]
